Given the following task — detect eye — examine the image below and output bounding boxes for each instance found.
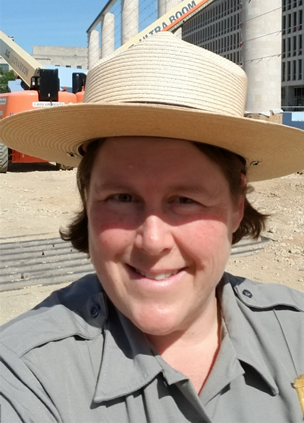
[174,196,195,204]
[111,194,134,202]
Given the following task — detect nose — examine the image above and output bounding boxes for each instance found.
[134,214,174,256]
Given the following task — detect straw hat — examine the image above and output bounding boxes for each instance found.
[0,32,303,181]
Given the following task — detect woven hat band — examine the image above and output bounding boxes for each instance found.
[1,31,302,181]
[84,33,247,118]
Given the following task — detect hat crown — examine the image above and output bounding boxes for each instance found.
[84,32,247,118]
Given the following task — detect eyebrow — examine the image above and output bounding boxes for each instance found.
[91,181,216,196]
[168,184,215,194]
[91,182,135,193]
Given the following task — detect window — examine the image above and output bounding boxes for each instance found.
[283,0,286,11]
[283,15,286,35]
[287,61,291,80]
[293,36,297,55]
[293,60,297,79]
[282,62,286,82]
[0,63,9,72]
[283,39,286,58]
[299,34,303,55]
[294,87,304,106]
[77,65,82,69]
[288,37,291,57]
[299,59,302,79]
[288,14,292,33]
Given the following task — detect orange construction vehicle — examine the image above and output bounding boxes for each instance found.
[0,30,86,172]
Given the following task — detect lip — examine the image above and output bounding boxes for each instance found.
[126,264,186,289]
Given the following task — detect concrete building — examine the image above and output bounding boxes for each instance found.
[183,0,303,111]
[281,0,303,109]
[32,46,88,69]
[183,0,283,113]
[87,0,304,112]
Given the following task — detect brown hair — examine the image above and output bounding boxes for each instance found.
[60,139,268,254]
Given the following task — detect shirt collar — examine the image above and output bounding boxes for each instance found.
[93,304,164,402]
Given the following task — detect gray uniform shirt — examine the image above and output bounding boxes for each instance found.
[1,273,303,422]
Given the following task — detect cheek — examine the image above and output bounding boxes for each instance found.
[180,219,232,262]
[88,208,132,257]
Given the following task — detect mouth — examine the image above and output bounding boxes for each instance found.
[135,268,179,281]
[128,265,182,281]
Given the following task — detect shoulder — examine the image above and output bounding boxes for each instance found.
[226,272,304,312]
[0,274,108,421]
[223,273,304,376]
[0,273,106,358]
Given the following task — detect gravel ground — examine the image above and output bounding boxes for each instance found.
[0,163,303,324]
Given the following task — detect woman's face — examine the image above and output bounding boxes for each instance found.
[87,137,244,336]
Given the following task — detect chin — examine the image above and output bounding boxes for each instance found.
[129,309,181,337]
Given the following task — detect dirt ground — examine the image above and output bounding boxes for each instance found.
[0,163,303,324]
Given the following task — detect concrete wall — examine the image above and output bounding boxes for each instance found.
[101,13,115,59]
[88,29,100,69]
[242,0,282,113]
[33,46,88,69]
[158,0,181,17]
[121,0,139,44]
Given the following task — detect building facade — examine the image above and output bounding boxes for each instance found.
[183,0,303,111]
[32,46,88,70]
[281,0,303,108]
[183,0,242,65]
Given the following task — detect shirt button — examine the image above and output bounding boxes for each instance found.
[90,305,100,318]
[242,289,253,298]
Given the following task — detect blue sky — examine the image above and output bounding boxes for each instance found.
[0,0,108,54]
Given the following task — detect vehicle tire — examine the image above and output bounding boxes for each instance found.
[56,163,74,171]
[0,142,8,173]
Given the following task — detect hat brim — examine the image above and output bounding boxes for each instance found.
[1,102,303,181]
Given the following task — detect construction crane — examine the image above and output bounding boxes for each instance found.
[0,31,86,172]
[0,30,45,87]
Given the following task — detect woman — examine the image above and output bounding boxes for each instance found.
[0,33,303,422]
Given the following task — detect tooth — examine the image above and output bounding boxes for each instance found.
[154,274,168,280]
[135,269,177,280]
